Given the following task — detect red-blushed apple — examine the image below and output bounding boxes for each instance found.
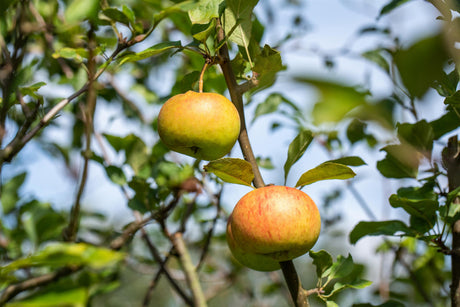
[157,91,240,161]
[227,214,281,271]
[226,185,321,271]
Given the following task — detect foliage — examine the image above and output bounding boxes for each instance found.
[0,0,459,306]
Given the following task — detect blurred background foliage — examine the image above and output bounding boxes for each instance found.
[1,0,460,306]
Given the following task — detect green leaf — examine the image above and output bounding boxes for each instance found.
[0,243,124,276]
[326,302,339,307]
[346,119,367,144]
[6,287,88,307]
[188,0,222,24]
[397,120,434,157]
[252,93,283,122]
[104,134,148,175]
[154,162,194,189]
[102,8,131,25]
[153,1,196,26]
[328,156,366,167]
[256,157,274,169]
[223,0,259,47]
[252,45,285,90]
[353,301,406,307]
[379,0,413,17]
[204,158,254,187]
[118,41,183,65]
[394,34,448,98]
[295,162,356,187]
[429,110,460,140]
[105,165,127,186]
[191,19,216,42]
[297,79,367,124]
[64,0,99,24]
[309,250,333,278]
[52,48,88,63]
[361,49,390,73]
[328,279,372,297]
[444,90,460,107]
[283,130,314,183]
[1,172,26,214]
[323,254,354,280]
[20,82,46,99]
[389,194,438,233]
[376,144,420,179]
[433,68,460,97]
[122,5,136,24]
[349,220,416,244]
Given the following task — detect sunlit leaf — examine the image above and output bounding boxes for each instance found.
[223,0,259,47]
[349,220,416,244]
[6,287,88,307]
[283,130,314,183]
[64,0,99,24]
[0,243,124,275]
[328,279,372,297]
[295,162,356,187]
[188,0,222,24]
[297,78,367,124]
[253,45,285,90]
[118,41,183,64]
[204,158,254,187]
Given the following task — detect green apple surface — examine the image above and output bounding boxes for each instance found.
[227,185,321,271]
[157,91,240,161]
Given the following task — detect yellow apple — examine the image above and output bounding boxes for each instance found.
[227,185,321,271]
[157,91,240,161]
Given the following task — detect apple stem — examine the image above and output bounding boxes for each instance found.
[198,62,209,93]
[280,261,310,307]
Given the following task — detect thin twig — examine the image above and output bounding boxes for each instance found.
[172,232,207,307]
[63,27,98,242]
[0,266,81,305]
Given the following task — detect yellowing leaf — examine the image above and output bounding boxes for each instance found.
[204,158,254,187]
[295,162,356,187]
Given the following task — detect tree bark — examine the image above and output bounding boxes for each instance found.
[444,136,460,307]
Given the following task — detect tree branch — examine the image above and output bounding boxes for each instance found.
[172,232,207,307]
[0,266,81,305]
[280,261,310,307]
[215,19,265,189]
[444,135,460,307]
[215,18,311,307]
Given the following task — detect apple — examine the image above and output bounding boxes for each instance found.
[157,91,240,161]
[226,185,321,271]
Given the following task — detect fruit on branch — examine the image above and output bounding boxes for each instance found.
[227,185,321,271]
[158,91,241,161]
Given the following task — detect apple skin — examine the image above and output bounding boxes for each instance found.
[157,91,240,161]
[227,214,281,271]
[226,185,321,271]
